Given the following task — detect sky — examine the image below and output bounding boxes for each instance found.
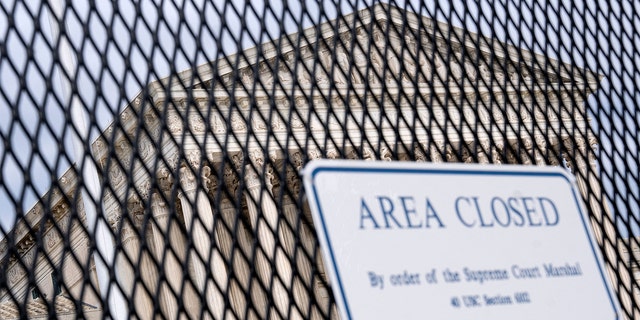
[0,0,638,236]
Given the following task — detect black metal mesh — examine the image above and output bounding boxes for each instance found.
[0,0,638,318]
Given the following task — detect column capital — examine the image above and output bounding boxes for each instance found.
[120,219,138,247]
[220,198,235,211]
[307,147,322,161]
[476,141,490,164]
[460,144,474,163]
[562,136,591,153]
[561,136,595,169]
[429,143,443,163]
[380,147,393,161]
[326,147,339,159]
[151,193,169,220]
[413,143,427,162]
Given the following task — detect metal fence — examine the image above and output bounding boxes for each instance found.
[0,0,638,319]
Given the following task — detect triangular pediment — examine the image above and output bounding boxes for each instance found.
[156,3,597,94]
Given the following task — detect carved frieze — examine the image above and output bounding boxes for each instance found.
[413,144,427,162]
[230,151,244,169]
[290,113,305,129]
[380,147,393,161]
[22,247,35,266]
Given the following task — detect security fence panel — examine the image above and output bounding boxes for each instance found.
[0,0,638,319]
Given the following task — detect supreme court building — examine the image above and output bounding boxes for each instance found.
[0,3,622,319]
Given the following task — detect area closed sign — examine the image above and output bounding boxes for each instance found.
[302,160,619,320]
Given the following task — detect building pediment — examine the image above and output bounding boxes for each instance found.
[91,3,599,161]
[154,3,597,94]
[87,3,601,208]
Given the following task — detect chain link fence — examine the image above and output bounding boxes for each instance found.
[0,0,638,318]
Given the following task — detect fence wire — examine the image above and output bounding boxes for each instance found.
[0,0,638,319]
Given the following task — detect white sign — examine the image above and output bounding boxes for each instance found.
[302,160,619,320]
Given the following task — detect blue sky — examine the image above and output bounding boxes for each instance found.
[0,0,638,236]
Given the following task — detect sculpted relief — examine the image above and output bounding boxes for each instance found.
[208,24,552,91]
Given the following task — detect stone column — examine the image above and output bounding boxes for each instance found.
[138,216,160,319]
[562,137,630,312]
[281,151,319,318]
[206,170,254,319]
[150,192,181,319]
[153,169,202,319]
[291,148,340,319]
[116,199,155,320]
[214,198,251,318]
[178,164,227,319]
[151,166,204,319]
[221,163,268,319]
[244,155,297,319]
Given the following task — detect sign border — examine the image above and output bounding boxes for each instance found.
[303,160,619,320]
